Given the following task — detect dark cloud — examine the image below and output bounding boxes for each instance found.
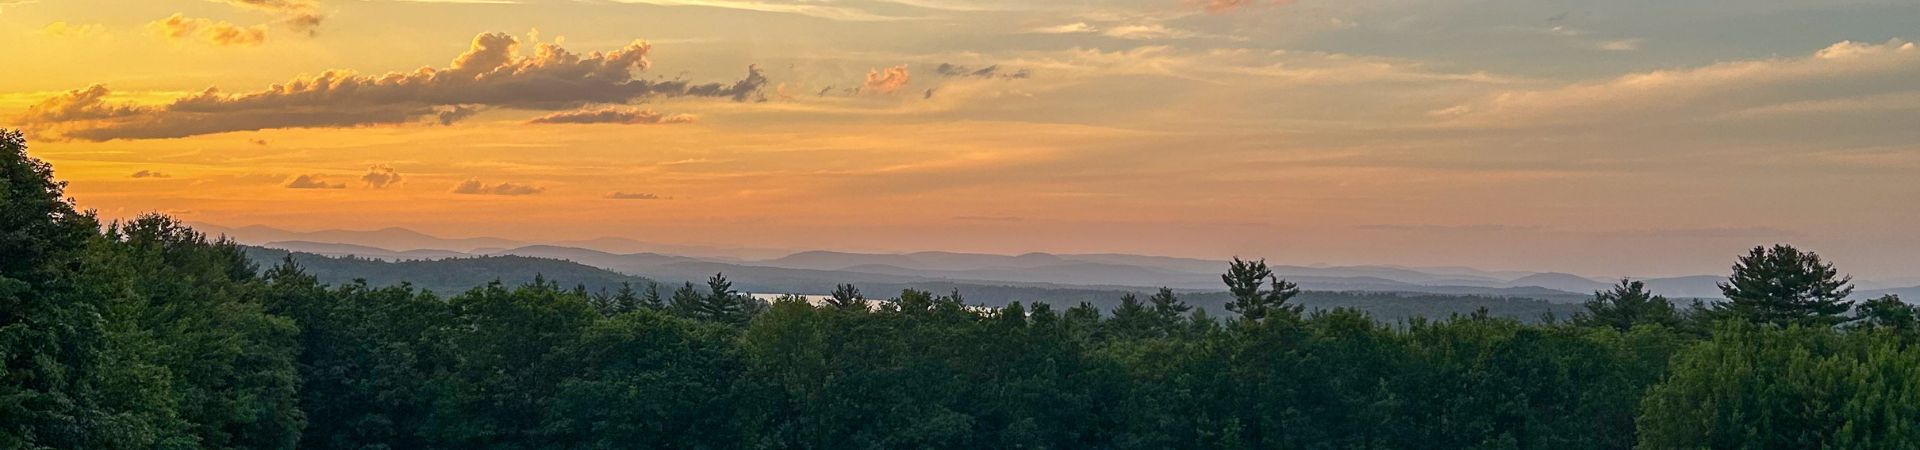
[212,0,324,34]
[607,191,667,200]
[436,105,480,126]
[935,63,1031,79]
[250,138,269,146]
[21,32,769,141]
[130,170,172,179]
[361,164,402,188]
[452,178,544,196]
[527,106,695,125]
[285,174,345,189]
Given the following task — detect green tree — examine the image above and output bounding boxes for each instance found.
[1852,295,1915,335]
[826,283,866,311]
[1717,245,1855,326]
[672,273,760,326]
[1637,322,1920,449]
[1107,293,1156,339]
[1222,257,1301,323]
[1574,279,1678,331]
[0,129,146,448]
[103,215,305,450]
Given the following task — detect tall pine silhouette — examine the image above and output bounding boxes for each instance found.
[1717,245,1854,326]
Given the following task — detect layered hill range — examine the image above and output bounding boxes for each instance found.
[200,224,1920,303]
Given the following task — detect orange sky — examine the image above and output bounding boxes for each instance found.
[4,0,1918,279]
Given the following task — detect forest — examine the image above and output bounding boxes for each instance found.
[6,128,1920,450]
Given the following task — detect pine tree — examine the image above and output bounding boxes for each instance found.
[672,273,758,326]
[1109,293,1155,339]
[1148,287,1191,331]
[670,281,704,316]
[826,283,866,311]
[641,281,665,310]
[611,281,642,314]
[1221,257,1300,323]
[1852,295,1915,334]
[1574,279,1677,331]
[1717,245,1854,326]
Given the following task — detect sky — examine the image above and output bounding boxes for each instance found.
[3,0,1918,279]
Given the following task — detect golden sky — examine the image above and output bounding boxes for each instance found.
[4,0,1918,278]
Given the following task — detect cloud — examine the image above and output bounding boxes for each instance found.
[1194,0,1294,14]
[1101,24,1198,40]
[39,21,105,38]
[1029,22,1096,34]
[0,0,37,14]
[361,165,403,188]
[935,63,1031,79]
[148,14,268,46]
[436,105,480,125]
[607,191,667,200]
[130,170,172,179]
[601,0,903,22]
[1435,39,1920,127]
[250,138,269,146]
[1598,39,1643,51]
[285,174,346,189]
[527,106,696,125]
[452,178,544,196]
[209,0,325,34]
[864,65,911,94]
[18,32,769,141]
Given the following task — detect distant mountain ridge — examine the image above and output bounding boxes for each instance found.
[208,224,1915,302]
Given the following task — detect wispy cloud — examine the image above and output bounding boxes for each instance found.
[285,174,346,189]
[452,179,545,196]
[599,0,905,22]
[39,21,105,38]
[528,106,696,125]
[148,14,268,46]
[608,191,668,200]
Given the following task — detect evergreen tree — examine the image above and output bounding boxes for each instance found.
[826,283,867,311]
[893,288,936,313]
[669,281,703,316]
[1717,245,1854,326]
[1574,279,1678,331]
[611,281,642,314]
[1222,257,1301,323]
[672,273,759,326]
[641,281,665,310]
[1108,293,1155,339]
[1852,295,1915,335]
[1148,287,1191,331]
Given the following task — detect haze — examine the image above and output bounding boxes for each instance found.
[4,0,1917,279]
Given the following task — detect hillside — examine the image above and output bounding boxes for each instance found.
[241,246,656,295]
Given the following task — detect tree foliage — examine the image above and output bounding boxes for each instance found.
[1717,245,1855,327]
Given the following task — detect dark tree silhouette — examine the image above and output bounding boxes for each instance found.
[1717,245,1854,326]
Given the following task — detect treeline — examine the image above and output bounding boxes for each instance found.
[243,245,1585,323]
[5,130,1920,449]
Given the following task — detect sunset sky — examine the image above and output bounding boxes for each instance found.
[4,0,1918,279]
